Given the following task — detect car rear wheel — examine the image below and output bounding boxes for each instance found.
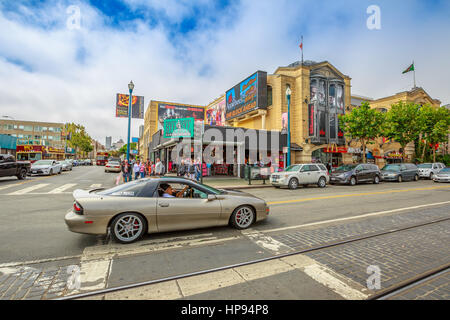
[414,174,419,181]
[230,206,255,230]
[350,176,357,186]
[288,178,299,190]
[49,169,53,175]
[398,175,403,183]
[318,177,326,188]
[17,168,27,180]
[111,213,147,244]
[429,173,434,180]
[373,175,380,184]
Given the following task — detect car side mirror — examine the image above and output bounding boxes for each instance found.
[207,194,217,201]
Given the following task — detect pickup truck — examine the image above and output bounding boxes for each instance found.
[0,154,31,180]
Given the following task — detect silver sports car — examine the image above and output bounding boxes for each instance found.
[65,177,269,243]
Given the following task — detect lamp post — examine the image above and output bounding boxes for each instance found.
[286,86,292,167]
[126,81,134,163]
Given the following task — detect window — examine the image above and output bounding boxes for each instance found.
[97,180,156,197]
[24,125,33,131]
[34,126,42,132]
[34,135,41,139]
[317,164,327,171]
[267,86,273,106]
[18,125,24,130]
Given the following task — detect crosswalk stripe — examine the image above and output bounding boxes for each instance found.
[90,184,102,188]
[8,183,49,195]
[48,183,77,194]
[0,184,20,191]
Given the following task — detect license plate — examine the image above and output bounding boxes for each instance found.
[331,178,336,181]
[32,171,37,173]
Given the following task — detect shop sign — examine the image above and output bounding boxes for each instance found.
[308,104,315,136]
[163,118,194,138]
[225,71,267,120]
[46,147,65,154]
[16,145,43,153]
[385,151,403,158]
[347,147,362,154]
[323,147,348,153]
[158,103,205,131]
[206,97,226,126]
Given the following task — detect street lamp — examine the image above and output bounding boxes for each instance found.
[286,86,292,167]
[126,80,134,163]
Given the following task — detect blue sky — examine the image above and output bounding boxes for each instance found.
[0,0,449,142]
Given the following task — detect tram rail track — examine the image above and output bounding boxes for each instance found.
[56,216,450,300]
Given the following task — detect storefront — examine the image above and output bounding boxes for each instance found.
[43,147,65,160]
[384,151,404,164]
[16,145,44,162]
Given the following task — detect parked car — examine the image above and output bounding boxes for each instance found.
[72,159,79,166]
[381,163,419,182]
[85,159,93,166]
[433,167,450,183]
[65,177,269,243]
[329,164,381,186]
[61,160,73,171]
[270,163,329,189]
[105,161,121,173]
[417,162,445,180]
[30,160,62,175]
[0,154,31,180]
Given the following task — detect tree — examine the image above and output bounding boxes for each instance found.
[339,102,385,163]
[118,143,137,155]
[65,123,93,157]
[426,107,450,162]
[383,102,422,161]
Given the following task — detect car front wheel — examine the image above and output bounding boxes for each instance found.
[374,175,380,184]
[349,176,357,186]
[398,175,403,183]
[414,174,419,181]
[318,177,326,188]
[230,206,255,230]
[288,178,299,190]
[111,213,147,244]
[429,173,434,180]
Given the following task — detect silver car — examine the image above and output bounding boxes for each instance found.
[30,160,62,175]
[417,163,445,179]
[105,161,121,173]
[61,160,73,171]
[65,177,269,243]
[270,163,329,189]
[433,167,450,183]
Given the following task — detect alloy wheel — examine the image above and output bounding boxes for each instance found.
[233,206,254,229]
[113,214,144,243]
[318,177,326,188]
[289,178,299,190]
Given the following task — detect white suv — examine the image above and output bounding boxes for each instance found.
[417,163,445,179]
[270,163,330,189]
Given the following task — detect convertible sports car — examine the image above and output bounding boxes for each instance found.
[65,177,269,243]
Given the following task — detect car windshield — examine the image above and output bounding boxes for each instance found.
[192,182,224,194]
[382,165,401,171]
[97,179,148,196]
[33,160,53,165]
[439,168,450,173]
[284,165,301,172]
[334,165,357,172]
[418,164,432,168]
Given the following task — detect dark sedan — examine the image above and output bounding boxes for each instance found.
[381,163,419,182]
[329,164,381,186]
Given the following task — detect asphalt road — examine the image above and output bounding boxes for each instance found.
[0,166,449,300]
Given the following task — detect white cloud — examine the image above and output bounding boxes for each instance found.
[0,0,449,145]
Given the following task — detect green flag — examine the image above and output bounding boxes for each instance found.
[402,63,414,74]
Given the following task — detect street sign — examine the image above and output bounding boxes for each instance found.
[163,118,194,138]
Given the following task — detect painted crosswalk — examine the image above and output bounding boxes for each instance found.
[7,183,49,195]
[1,183,105,195]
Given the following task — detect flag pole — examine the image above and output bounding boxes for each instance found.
[413,60,416,88]
[301,35,304,65]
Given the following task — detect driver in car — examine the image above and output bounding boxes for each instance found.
[160,183,189,198]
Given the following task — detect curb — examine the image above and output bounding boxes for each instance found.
[217,184,273,190]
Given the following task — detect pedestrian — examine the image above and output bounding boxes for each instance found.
[133,160,140,180]
[121,160,131,183]
[195,158,201,182]
[155,158,164,176]
[151,161,155,176]
[188,159,196,180]
[140,161,145,178]
[178,159,186,177]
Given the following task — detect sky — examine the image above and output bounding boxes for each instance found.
[1,0,449,144]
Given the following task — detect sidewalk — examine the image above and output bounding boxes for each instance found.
[164,174,272,190]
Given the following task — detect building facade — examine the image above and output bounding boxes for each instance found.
[0,119,66,161]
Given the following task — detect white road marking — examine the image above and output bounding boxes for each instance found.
[241,228,293,254]
[263,201,450,233]
[90,184,102,188]
[0,184,21,191]
[7,183,49,195]
[48,184,77,194]
[0,255,82,268]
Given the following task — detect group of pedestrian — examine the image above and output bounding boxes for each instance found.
[177,158,202,182]
[119,158,165,184]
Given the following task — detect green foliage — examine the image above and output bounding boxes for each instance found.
[65,123,93,154]
[339,102,385,162]
[383,102,422,159]
[119,143,137,155]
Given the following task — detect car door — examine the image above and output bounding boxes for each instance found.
[307,164,321,183]
[156,182,222,232]
[298,165,313,184]
[3,156,16,176]
[355,165,366,182]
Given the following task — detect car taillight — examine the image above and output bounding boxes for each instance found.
[73,201,83,215]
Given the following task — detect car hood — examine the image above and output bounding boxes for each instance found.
[73,188,104,199]
[437,172,450,176]
[331,170,351,175]
[219,189,260,198]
